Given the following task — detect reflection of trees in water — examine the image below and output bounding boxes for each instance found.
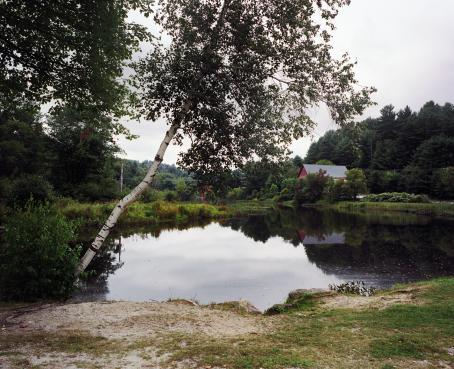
[76,209,454,294]
[76,236,123,298]
[76,218,214,295]
[221,208,454,279]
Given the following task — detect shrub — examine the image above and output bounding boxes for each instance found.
[277,188,293,202]
[432,167,454,199]
[316,159,334,165]
[295,171,329,204]
[8,175,54,207]
[141,188,163,203]
[226,187,245,201]
[164,190,177,202]
[346,168,368,200]
[151,200,178,219]
[366,170,402,194]
[325,179,351,202]
[0,204,80,300]
[268,183,279,197]
[361,192,430,203]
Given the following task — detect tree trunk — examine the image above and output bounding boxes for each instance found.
[75,123,179,275]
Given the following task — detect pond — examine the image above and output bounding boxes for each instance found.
[76,208,454,311]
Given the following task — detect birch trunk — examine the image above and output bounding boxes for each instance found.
[75,123,179,274]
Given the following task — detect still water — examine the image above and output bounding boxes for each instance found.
[77,208,454,310]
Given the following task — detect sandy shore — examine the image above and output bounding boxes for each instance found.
[0,285,444,369]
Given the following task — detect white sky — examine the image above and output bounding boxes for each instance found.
[117,0,454,164]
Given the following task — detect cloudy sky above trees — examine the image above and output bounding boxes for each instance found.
[118,0,454,164]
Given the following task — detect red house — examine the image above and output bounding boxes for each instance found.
[297,164,347,180]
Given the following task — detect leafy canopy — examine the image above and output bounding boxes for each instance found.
[134,0,375,176]
[0,0,151,124]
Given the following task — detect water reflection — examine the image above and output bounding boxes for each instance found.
[75,208,454,310]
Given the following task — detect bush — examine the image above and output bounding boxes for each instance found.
[295,172,329,204]
[361,192,430,203]
[151,200,178,219]
[432,167,454,199]
[0,204,80,300]
[346,168,368,200]
[366,170,402,194]
[226,187,245,201]
[164,190,177,202]
[8,175,54,207]
[74,178,119,201]
[141,188,163,203]
[325,179,352,202]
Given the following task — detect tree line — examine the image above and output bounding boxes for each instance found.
[305,101,454,198]
[0,102,197,207]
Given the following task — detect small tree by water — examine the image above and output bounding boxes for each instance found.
[0,204,80,301]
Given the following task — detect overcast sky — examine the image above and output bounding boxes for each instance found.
[117,0,454,164]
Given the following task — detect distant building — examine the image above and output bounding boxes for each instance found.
[297,163,347,180]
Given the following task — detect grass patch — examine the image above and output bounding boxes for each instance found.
[153,332,315,369]
[370,335,428,359]
[331,201,454,218]
[265,292,317,315]
[55,199,273,227]
[0,330,121,355]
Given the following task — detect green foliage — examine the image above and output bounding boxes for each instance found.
[432,167,454,199]
[305,101,454,198]
[47,106,121,201]
[164,191,178,202]
[135,0,373,178]
[174,178,197,201]
[362,192,430,203]
[366,170,402,194]
[0,204,80,300]
[7,175,54,207]
[266,292,316,315]
[346,168,367,200]
[315,159,334,165]
[1,0,150,118]
[305,130,361,167]
[325,179,351,202]
[226,187,245,201]
[141,189,164,203]
[292,155,304,168]
[295,172,329,205]
[370,336,426,359]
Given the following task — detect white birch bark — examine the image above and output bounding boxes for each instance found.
[75,123,179,274]
[76,1,231,275]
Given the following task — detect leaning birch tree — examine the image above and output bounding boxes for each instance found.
[76,0,375,273]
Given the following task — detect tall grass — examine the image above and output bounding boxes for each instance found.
[332,201,454,218]
[54,198,272,227]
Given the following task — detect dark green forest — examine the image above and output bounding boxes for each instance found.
[3,101,454,208]
[0,102,194,205]
[305,102,454,198]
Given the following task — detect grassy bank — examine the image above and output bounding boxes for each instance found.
[1,278,453,368]
[159,278,454,369]
[55,199,274,227]
[328,201,454,218]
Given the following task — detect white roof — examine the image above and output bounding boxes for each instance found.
[303,164,347,178]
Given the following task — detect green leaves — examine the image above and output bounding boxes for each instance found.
[1,0,151,118]
[134,0,374,177]
[0,204,80,300]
